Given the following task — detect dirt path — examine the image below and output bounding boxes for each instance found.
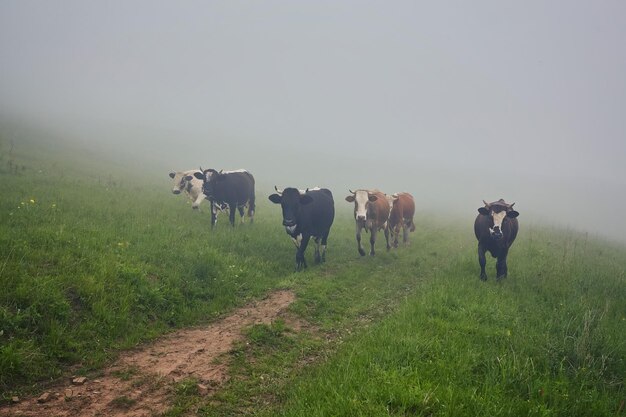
[1,290,296,417]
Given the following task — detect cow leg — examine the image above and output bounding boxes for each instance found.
[478,244,487,281]
[369,227,377,256]
[228,203,236,227]
[313,237,322,263]
[356,223,366,256]
[238,205,245,224]
[384,226,391,251]
[402,221,410,245]
[192,194,204,210]
[296,234,311,271]
[320,231,329,263]
[389,226,398,248]
[496,251,508,281]
[210,201,218,228]
[248,199,255,224]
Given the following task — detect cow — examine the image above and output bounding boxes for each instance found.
[268,187,335,271]
[193,169,255,227]
[474,199,520,281]
[345,189,390,256]
[386,192,416,248]
[273,186,321,248]
[169,170,206,209]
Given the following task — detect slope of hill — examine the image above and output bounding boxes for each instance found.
[1,135,624,416]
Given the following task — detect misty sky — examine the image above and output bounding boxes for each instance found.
[1,1,625,239]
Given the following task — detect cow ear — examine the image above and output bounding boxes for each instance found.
[507,210,519,218]
[268,194,282,204]
[478,207,489,215]
[345,195,355,203]
[169,172,175,178]
[300,194,314,205]
[193,172,204,180]
[368,195,378,202]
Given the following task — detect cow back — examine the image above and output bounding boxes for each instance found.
[298,189,335,236]
[389,193,415,229]
[211,171,255,205]
[367,191,390,229]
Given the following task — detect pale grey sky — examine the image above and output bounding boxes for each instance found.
[1,1,625,239]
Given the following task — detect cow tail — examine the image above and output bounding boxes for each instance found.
[409,221,416,232]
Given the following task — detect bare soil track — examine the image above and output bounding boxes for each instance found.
[1,290,296,417]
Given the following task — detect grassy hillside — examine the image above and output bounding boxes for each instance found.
[0,136,296,394]
[1,135,625,416]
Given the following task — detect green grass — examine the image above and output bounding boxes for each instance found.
[0,135,295,395]
[259,230,626,417]
[1,134,625,416]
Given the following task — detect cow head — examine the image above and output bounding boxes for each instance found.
[269,187,313,235]
[170,171,195,195]
[345,189,378,223]
[385,193,399,209]
[193,169,221,198]
[478,199,519,240]
[385,193,401,232]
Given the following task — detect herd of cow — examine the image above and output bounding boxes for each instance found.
[170,168,520,281]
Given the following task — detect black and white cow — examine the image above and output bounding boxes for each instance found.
[193,169,255,227]
[269,187,335,271]
[474,199,520,281]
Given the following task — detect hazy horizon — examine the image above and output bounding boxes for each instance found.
[1,1,625,241]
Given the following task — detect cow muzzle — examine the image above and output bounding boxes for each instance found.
[490,226,503,240]
[172,189,181,195]
[356,215,366,222]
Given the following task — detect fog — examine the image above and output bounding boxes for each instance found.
[1,1,625,241]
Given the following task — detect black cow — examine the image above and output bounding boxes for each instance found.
[268,187,335,271]
[474,199,520,281]
[193,169,255,227]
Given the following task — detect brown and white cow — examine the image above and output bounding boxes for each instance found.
[345,189,390,256]
[386,192,416,248]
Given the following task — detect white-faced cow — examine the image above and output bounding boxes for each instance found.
[386,192,416,248]
[345,189,390,256]
[193,169,255,227]
[474,199,520,281]
[269,187,335,271]
[169,170,206,210]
